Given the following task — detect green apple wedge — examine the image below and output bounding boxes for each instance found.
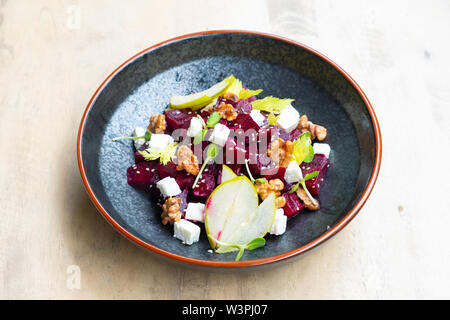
[220,164,237,184]
[204,176,276,254]
[169,75,233,110]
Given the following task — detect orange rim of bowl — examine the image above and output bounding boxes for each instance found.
[77,30,382,268]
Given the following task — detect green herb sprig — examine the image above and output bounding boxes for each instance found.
[244,159,266,185]
[112,130,152,142]
[289,171,319,203]
[192,144,220,189]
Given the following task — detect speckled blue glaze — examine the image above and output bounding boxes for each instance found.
[80,32,377,264]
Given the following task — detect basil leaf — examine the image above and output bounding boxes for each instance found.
[246,238,266,251]
[207,112,220,128]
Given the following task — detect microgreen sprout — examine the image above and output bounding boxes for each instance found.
[112,130,152,142]
[192,144,219,189]
[244,159,266,184]
[289,171,319,203]
[206,111,220,128]
[208,235,266,261]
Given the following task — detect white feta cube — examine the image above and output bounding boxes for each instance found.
[277,104,300,133]
[133,126,146,150]
[313,143,331,159]
[208,123,230,147]
[269,208,287,235]
[249,109,265,126]
[149,134,174,150]
[156,177,181,197]
[187,117,203,138]
[185,202,205,223]
[284,161,303,183]
[174,219,201,245]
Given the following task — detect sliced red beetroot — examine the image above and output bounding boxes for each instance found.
[192,173,216,199]
[165,108,195,131]
[248,153,273,176]
[289,129,302,141]
[282,192,304,218]
[157,161,178,178]
[300,154,328,196]
[127,161,160,193]
[175,173,195,190]
[230,113,260,132]
[204,163,219,178]
[261,166,286,181]
[223,136,247,166]
[227,164,242,175]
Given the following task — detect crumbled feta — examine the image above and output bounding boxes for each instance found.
[185,202,205,223]
[249,109,265,126]
[269,208,287,235]
[187,117,203,137]
[149,134,174,150]
[284,161,303,183]
[174,219,200,245]
[313,143,331,159]
[133,127,146,150]
[277,104,300,133]
[156,177,181,197]
[208,123,230,147]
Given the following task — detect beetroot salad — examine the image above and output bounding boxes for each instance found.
[113,75,330,261]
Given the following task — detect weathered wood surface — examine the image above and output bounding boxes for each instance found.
[0,0,449,299]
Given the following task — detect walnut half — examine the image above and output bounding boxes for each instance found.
[297,115,327,141]
[176,145,199,175]
[255,178,286,209]
[209,102,238,121]
[148,114,166,134]
[296,188,320,211]
[267,138,294,168]
[161,197,182,225]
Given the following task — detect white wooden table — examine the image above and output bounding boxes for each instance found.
[1,0,449,299]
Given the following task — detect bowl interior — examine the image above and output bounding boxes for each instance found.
[80,32,378,263]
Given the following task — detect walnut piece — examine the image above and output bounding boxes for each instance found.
[148,114,166,134]
[255,178,286,209]
[296,188,320,211]
[297,115,327,141]
[223,92,239,101]
[267,138,294,168]
[161,197,182,225]
[209,101,238,121]
[176,145,199,175]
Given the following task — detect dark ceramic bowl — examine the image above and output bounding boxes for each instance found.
[77,30,381,268]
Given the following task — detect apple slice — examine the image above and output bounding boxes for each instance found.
[170,76,233,110]
[221,164,237,184]
[205,176,276,254]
